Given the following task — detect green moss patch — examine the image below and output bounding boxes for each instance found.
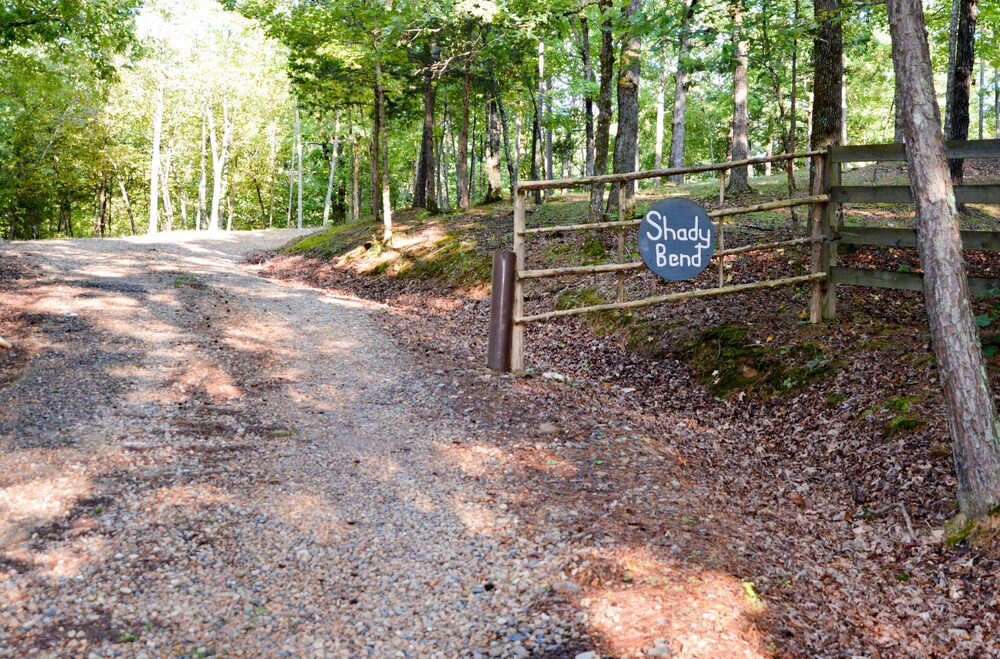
[678,324,835,397]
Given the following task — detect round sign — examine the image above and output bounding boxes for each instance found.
[637,198,716,281]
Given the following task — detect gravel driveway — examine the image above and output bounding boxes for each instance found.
[0,231,587,658]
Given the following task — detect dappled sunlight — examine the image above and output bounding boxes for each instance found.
[0,474,92,548]
[438,442,509,478]
[264,492,351,543]
[167,359,243,403]
[147,483,234,511]
[29,535,109,579]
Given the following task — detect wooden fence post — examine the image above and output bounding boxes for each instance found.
[512,188,526,370]
[810,148,836,322]
[617,181,626,303]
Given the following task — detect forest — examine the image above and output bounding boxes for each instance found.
[3,0,998,241]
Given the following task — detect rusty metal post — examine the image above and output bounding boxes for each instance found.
[487,250,516,371]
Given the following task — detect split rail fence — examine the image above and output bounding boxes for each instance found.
[488,139,1000,372]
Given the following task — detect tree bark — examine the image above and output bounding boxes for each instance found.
[888,0,1000,519]
[415,48,437,211]
[945,0,960,136]
[484,92,503,203]
[160,144,174,231]
[609,0,641,217]
[349,108,360,223]
[457,58,471,209]
[267,120,277,229]
[668,0,697,186]
[894,74,906,142]
[580,15,595,177]
[295,103,303,229]
[111,160,136,236]
[208,101,232,232]
[978,56,985,140]
[97,174,108,237]
[375,60,392,243]
[149,79,163,235]
[199,108,208,230]
[494,83,517,200]
[788,0,799,210]
[653,64,667,188]
[323,118,340,228]
[811,0,843,156]
[946,0,976,184]
[726,0,752,194]
[588,2,614,218]
[530,93,541,204]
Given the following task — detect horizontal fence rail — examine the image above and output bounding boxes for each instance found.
[517,273,828,324]
[830,267,1000,296]
[516,150,824,191]
[830,139,1000,163]
[831,185,1000,204]
[838,227,1000,251]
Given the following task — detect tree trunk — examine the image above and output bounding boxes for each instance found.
[457,58,471,209]
[349,108,360,223]
[888,0,1000,519]
[530,93,541,204]
[375,60,392,243]
[470,94,478,203]
[653,64,667,188]
[535,41,545,204]
[484,93,503,203]
[174,162,188,230]
[415,50,437,211]
[323,118,340,228]
[98,174,108,237]
[160,144,174,231]
[111,160,136,236]
[149,79,163,235]
[978,56,985,140]
[208,102,232,232]
[945,0,961,136]
[286,151,294,228]
[545,76,553,191]
[788,0,799,214]
[369,122,380,225]
[494,83,517,200]
[199,109,208,230]
[295,103,303,229]
[894,74,906,142]
[609,0,642,217]
[668,0,697,186]
[581,15,595,177]
[267,120,277,228]
[995,67,999,138]
[589,0,614,219]
[811,0,843,156]
[946,0,977,184]
[726,0,752,194]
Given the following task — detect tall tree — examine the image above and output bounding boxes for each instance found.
[668,0,697,185]
[811,0,843,155]
[726,0,751,194]
[946,0,977,185]
[588,1,614,220]
[888,0,1000,520]
[609,0,641,217]
[149,80,164,234]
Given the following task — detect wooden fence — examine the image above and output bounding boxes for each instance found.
[821,139,1000,311]
[501,139,1000,371]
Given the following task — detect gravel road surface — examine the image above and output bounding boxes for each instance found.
[0,231,589,658]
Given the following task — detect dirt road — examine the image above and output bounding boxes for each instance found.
[0,231,598,657]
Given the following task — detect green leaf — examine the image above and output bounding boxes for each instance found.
[975,313,994,328]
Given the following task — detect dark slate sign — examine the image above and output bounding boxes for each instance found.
[637,198,715,281]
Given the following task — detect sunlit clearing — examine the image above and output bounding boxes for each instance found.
[573,546,766,656]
